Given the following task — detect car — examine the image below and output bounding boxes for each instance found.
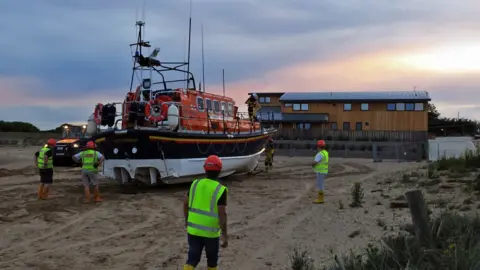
[52,124,92,166]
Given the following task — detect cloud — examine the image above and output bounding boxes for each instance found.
[1,0,480,129]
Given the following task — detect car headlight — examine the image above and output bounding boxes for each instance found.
[44,144,48,148]
[73,144,79,148]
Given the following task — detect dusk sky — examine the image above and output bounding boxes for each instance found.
[1,0,479,129]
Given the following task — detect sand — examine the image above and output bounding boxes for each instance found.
[0,146,429,269]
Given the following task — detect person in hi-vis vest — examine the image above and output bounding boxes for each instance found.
[183,155,228,270]
[73,141,104,203]
[34,138,57,200]
[312,140,329,204]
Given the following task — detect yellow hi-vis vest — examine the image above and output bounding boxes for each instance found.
[80,150,98,172]
[313,150,329,173]
[187,178,227,238]
[37,147,53,169]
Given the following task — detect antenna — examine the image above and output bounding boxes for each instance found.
[201,24,206,93]
[186,0,192,89]
[222,69,225,97]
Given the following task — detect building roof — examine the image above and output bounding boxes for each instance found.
[247,92,284,96]
[279,91,431,102]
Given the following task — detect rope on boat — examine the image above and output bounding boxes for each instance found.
[211,142,225,154]
[236,139,248,154]
[196,141,212,155]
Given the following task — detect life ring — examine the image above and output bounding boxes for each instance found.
[93,103,103,125]
[145,99,167,123]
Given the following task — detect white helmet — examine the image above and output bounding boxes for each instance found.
[252,93,258,100]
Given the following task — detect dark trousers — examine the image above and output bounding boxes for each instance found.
[186,233,219,267]
[39,169,53,184]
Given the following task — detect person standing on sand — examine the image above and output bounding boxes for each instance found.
[312,140,329,204]
[183,155,228,270]
[72,141,104,203]
[35,138,57,200]
[265,137,275,172]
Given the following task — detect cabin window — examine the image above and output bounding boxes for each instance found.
[220,102,226,114]
[227,103,234,116]
[396,103,405,111]
[355,122,363,130]
[343,103,352,111]
[414,103,424,111]
[343,122,350,130]
[405,103,415,111]
[213,100,220,113]
[386,103,396,111]
[361,103,369,111]
[197,97,204,112]
[297,123,311,130]
[206,99,212,112]
[331,122,338,130]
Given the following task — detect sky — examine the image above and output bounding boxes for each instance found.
[1,0,480,130]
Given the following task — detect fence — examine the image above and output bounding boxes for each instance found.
[272,140,427,161]
[271,129,428,142]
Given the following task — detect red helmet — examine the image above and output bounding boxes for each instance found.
[204,155,223,171]
[47,138,57,147]
[268,137,273,142]
[86,141,96,149]
[316,140,326,147]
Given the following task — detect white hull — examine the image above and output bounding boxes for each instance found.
[100,148,265,185]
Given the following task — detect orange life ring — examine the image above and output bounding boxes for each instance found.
[93,103,103,125]
[145,99,165,122]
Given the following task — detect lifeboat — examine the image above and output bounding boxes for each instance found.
[86,16,276,186]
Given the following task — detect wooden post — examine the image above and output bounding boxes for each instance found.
[405,190,432,247]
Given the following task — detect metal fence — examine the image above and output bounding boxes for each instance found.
[271,129,428,142]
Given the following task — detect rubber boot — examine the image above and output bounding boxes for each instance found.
[37,184,45,200]
[93,185,103,202]
[83,187,91,203]
[313,191,324,204]
[207,267,217,270]
[183,265,194,270]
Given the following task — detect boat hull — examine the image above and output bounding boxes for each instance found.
[94,129,274,185]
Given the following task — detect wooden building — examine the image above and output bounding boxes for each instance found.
[251,91,431,141]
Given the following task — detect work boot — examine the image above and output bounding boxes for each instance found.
[83,188,91,203]
[183,265,194,270]
[207,267,217,270]
[37,184,45,200]
[313,191,324,204]
[93,186,103,202]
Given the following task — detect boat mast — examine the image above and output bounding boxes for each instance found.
[186,0,193,90]
[201,24,205,92]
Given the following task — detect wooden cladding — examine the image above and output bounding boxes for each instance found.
[279,101,428,131]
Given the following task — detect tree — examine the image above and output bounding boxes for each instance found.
[0,121,40,132]
[427,102,440,121]
[427,102,478,136]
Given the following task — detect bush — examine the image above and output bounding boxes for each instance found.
[434,148,480,172]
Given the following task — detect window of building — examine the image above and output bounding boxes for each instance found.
[293,104,301,111]
[297,123,311,130]
[284,103,292,107]
[361,103,369,111]
[220,101,226,114]
[343,122,350,130]
[405,103,414,111]
[265,97,271,103]
[213,100,220,113]
[414,103,424,111]
[197,97,204,111]
[206,99,212,112]
[396,103,405,111]
[343,103,352,111]
[331,122,338,130]
[259,97,265,103]
[355,122,363,130]
[227,103,234,116]
[300,104,309,111]
[293,103,309,111]
[387,103,396,111]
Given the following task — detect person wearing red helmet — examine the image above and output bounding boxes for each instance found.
[34,138,57,200]
[312,139,329,204]
[183,155,228,270]
[265,137,275,172]
[73,141,104,203]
